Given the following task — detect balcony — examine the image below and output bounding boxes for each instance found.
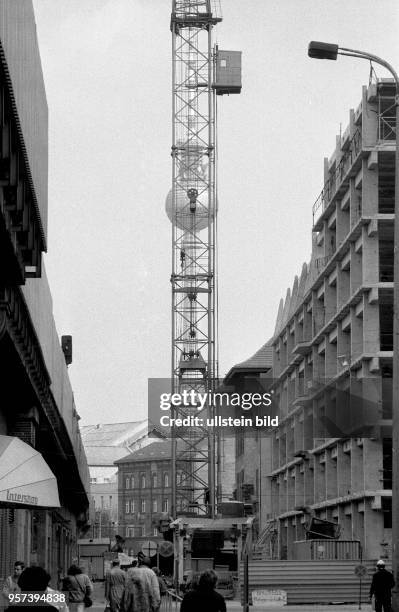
[292,340,312,357]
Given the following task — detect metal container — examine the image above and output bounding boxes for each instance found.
[213,50,242,95]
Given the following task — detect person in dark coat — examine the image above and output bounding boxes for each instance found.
[180,570,226,612]
[62,565,93,612]
[369,559,395,612]
[17,566,58,612]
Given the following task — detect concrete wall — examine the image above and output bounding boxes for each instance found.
[22,265,90,493]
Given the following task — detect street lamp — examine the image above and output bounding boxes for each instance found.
[308,41,399,611]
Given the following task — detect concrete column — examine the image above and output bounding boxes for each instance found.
[337,442,352,497]
[362,86,378,149]
[304,459,314,506]
[336,195,350,245]
[363,438,383,490]
[314,456,326,503]
[363,499,384,558]
[324,277,337,323]
[349,179,361,229]
[337,267,350,309]
[350,441,364,495]
[326,449,338,500]
[350,243,362,295]
[325,336,337,380]
[362,224,379,286]
[350,307,363,361]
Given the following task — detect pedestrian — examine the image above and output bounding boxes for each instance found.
[2,561,24,607]
[369,559,395,612]
[105,560,126,612]
[121,556,160,612]
[180,569,226,612]
[62,565,93,612]
[151,568,167,597]
[17,566,58,612]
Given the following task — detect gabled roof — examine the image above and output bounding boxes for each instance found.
[84,446,132,466]
[224,338,273,381]
[80,421,147,446]
[115,441,171,465]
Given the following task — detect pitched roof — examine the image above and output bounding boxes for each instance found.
[115,441,171,465]
[80,421,147,446]
[224,339,273,381]
[84,446,132,466]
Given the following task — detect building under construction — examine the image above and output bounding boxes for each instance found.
[259,80,395,560]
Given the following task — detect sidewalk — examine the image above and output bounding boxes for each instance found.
[227,604,362,612]
[227,603,362,612]
[92,581,364,612]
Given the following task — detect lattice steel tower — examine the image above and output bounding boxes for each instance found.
[166,0,241,519]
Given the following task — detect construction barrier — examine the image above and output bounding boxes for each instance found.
[239,559,390,604]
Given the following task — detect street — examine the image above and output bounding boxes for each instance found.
[91,581,364,612]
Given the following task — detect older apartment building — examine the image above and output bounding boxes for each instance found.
[265,80,395,560]
[115,441,172,555]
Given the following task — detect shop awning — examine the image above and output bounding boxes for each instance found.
[0,435,60,508]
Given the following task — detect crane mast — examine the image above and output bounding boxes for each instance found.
[167,0,221,519]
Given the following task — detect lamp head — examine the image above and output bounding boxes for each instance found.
[308,41,339,60]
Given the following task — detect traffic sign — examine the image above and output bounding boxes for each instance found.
[354,564,368,578]
[141,540,158,557]
[158,540,174,558]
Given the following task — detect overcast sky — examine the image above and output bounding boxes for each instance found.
[31,0,399,426]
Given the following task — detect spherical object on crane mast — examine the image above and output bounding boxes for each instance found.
[165,139,216,231]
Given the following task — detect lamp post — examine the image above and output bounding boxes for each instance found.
[308,41,399,611]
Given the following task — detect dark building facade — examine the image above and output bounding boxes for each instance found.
[0,0,89,585]
[115,442,172,556]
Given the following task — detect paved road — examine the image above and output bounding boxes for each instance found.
[227,603,362,611]
[92,580,365,612]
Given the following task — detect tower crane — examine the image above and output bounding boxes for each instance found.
[165,0,241,521]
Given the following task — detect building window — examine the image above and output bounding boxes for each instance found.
[131,476,135,489]
[153,527,158,537]
[141,473,146,488]
[130,500,135,513]
[152,499,157,513]
[162,499,169,513]
[164,473,169,488]
[141,499,146,513]
[152,472,158,488]
[126,527,134,537]
[125,476,130,489]
[125,501,130,514]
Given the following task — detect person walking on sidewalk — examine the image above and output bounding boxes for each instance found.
[62,565,93,612]
[1,561,24,605]
[180,569,226,612]
[105,560,125,612]
[121,556,160,612]
[369,559,395,612]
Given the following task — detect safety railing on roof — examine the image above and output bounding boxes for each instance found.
[312,128,362,226]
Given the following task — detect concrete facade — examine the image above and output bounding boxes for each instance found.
[266,81,395,561]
